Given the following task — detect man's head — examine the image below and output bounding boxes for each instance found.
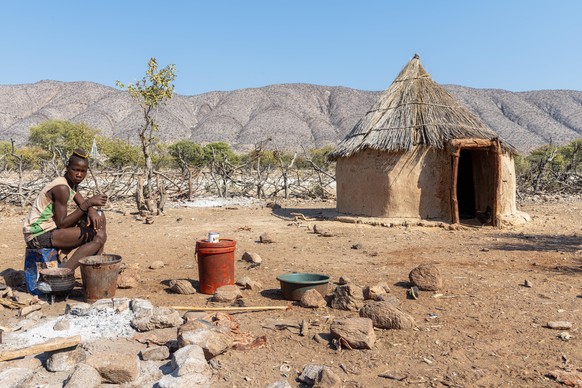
[65,148,89,185]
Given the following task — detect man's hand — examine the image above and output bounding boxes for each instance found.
[87,207,105,230]
[88,194,108,207]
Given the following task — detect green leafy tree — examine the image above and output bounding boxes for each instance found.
[97,137,143,168]
[169,140,206,172]
[28,120,97,161]
[116,58,176,213]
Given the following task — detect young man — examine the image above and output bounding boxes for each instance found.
[23,148,108,270]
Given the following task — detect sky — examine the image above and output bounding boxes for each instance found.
[1,1,581,95]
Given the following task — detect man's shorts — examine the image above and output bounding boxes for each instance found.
[25,230,54,249]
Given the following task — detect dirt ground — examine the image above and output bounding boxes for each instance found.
[0,197,581,387]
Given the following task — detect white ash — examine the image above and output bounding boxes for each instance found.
[1,306,136,350]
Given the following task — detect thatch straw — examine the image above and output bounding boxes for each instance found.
[329,54,516,160]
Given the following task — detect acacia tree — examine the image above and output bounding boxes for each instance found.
[116,58,176,214]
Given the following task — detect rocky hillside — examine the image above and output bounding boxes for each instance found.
[1,80,581,153]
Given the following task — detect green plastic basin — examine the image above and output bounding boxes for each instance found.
[276,273,330,301]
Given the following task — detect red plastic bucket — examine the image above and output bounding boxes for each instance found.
[196,238,236,294]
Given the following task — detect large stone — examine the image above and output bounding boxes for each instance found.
[117,267,140,289]
[363,282,391,300]
[65,302,92,316]
[241,251,262,264]
[300,288,327,308]
[169,279,197,294]
[131,307,183,332]
[330,317,376,350]
[298,364,325,385]
[158,373,211,388]
[85,352,140,384]
[140,345,170,361]
[178,321,234,360]
[409,264,442,291]
[0,367,34,388]
[46,346,87,372]
[171,345,212,378]
[316,367,342,387]
[130,298,154,315]
[64,363,102,388]
[359,301,416,330]
[235,276,262,291]
[212,285,242,302]
[266,381,293,388]
[330,284,364,311]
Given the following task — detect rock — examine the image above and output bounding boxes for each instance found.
[546,321,572,330]
[546,369,582,387]
[140,346,170,361]
[149,260,165,269]
[53,318,70,331]
[377,293,401,307]
[235,276,262,291]
[158,373,211,388]
[178,321,234,360]
[0,367,34,388]
[65,302,92,316]
[130,298,154,315]
[330,317,376,349]
[313,224,334,237]
[316,367,342,387]
[113,297,131,312]
[64,363,102,388]
[299,364,325,385]
[171,344,212,378]
[212,285,242,302]
[266,202,282,209]
[47,347,87,372]
[259,233,274,243]
[0,357,42,372]
[337,276,350,285]
[1,269,26,287]
[85,352,139,384]
[363,283,390,300]
[241,251,262,264]
[117,267,140,289]
[300,288,327,308]
[131,307,184,332]
[330,284,364,311]
[183,311,209,322]
[24,310,42,321]
[169,279,197,294]
[20,304,41,317]
[524,279,533,287]
[359,301,416,330]
[409,264,442,291]
[351,243,364,250]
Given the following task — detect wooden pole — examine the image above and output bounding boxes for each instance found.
[0,335,81,362]
[451,149,460,224]
[171,305,291,312]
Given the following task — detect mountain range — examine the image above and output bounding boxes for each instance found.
[1,80,581,154]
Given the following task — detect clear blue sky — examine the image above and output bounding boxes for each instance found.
[2,1,581,95]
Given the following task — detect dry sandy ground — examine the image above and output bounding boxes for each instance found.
[0,198,581,387]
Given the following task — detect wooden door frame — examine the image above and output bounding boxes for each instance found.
[449,138,501,226]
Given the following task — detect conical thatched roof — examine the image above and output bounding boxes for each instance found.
[329,54,516,160]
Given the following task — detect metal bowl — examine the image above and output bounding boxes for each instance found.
[276,273,330,301]
[39,267,75,293]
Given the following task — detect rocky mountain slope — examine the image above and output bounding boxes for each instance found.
[1,80,581,153]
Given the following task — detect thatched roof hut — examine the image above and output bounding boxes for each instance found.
[330,54,529,226]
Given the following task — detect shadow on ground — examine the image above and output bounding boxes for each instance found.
[271,206,340,221]
[491,232,581,253]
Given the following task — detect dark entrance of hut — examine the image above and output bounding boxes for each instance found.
[450,140,501,226]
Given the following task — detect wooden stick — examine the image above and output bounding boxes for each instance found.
[0,335,81,362]
[171,305,291,312]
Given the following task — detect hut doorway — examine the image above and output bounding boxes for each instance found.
[451,139,501,226]
[457,149,476,219]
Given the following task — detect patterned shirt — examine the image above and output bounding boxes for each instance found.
[23,176,75,242]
